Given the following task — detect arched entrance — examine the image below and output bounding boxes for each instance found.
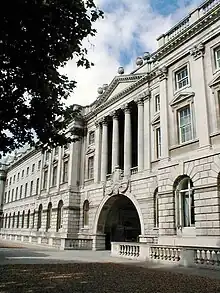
[96,195,141,250]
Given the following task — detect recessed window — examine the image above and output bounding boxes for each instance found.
[45,151,50,161]
[36,178,40,195]
[13,175,15,184]
[155,94,160,112]
[52,165,58,186]
[24,183,28,197]
[9,177,12,185]
[11,189,14,202]
[154,188,159,228]
[32,164,35,173]
[175,65,189,90]
[62,161,68,183]
[20,185,23,198]
[88,156,94,179]
[17,172,20,181]
[26,167,29,176]
[38,160,41,170]
[178,105,193,143]
[43,170,48,189]
[214,46,220,70]
[89,131,95,145]
[15,187,18,200]
[22,170,24,178]
[30,181,33,196]
[155,128,161,159]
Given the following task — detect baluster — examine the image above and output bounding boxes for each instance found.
[216,251,220,266]
[136,246,140,257]
[133,246,136,257]
[130,246,133,257]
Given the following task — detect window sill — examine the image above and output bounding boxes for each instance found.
[174,84,190,95]
[169,138,199,151]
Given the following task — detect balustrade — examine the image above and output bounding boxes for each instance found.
[130,167,138,175]
[150,246,181,262]
[66,238,92,250]
[201,0,220,14]
[194,248,220,267]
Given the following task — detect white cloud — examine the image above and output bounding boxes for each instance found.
[63,0,203,107]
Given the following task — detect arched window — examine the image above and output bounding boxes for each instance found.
[12,212,16,228]
[5,214,7,228]
[27,210,30,229]
[21,211,25,228]
[46,203,52,231]
[83,200,89,227]
[153,188,159,228]
[175,176,195,228]
[56,200,63,232]
[8,213,11,228]
[37,204,43,231]
[17,211,20,228]
[32,209,35,228]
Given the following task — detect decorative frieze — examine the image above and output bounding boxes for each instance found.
[190,43,205,60]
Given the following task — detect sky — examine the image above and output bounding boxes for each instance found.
[63,0,203,107]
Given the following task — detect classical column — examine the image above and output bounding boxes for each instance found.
[94,121,101,183]
[159,66,169,160]
[190,43,210,149]
[124,104,131,177]
[56,147,62,187]
[143,91,151,170]
[111,111,119,172]
[100,119,108,182]
[137,98,144,171]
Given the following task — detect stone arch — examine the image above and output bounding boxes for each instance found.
[93,193,144,240]
[83,200,89,227]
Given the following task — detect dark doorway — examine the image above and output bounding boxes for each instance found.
[101,195,141,250]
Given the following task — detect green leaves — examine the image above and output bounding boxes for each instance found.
[0,0,103,157]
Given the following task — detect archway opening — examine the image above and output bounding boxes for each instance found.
[97,195,141,250]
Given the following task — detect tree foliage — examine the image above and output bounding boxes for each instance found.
[0,0,103,156]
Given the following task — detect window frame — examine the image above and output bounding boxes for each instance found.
[177,104,193,144]
[87,156,94,179]
[155,94,160,113]
[62,160,69,183]
[52,165,58,186]
[155,127,161,159]
[174,64,190,92]
[214,46,220,71]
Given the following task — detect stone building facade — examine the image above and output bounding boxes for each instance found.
[1,0,220,251]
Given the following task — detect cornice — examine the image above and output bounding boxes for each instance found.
[153,4,220,61]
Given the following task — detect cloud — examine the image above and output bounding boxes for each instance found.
[63,0,203,107]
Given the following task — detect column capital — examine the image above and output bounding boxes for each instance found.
[100,117,108,126]
[190,43,205,60]
[157,66,168,81]
[135,97,144,106]
[110,110,119,119]
[122,103,131,114]
[95,120,101,128]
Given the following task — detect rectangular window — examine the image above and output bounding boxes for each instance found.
[155,128,161,159]
[62,161,68,183]
[4,192,7,203]
[43,170,48,189]
[24,183,28,197]
[17,172,20,181]
[30,181,33,196]
[214,46,220,70]
[52,165,58,186]
[11,189,14,201]
[36,178,40,195]
[178,105,193,144]
[15,187,18,200]
[88,156,94,179]
[26,167,29,176]
[13,175,15,184]
[32,164,35,173]
[8,190,10,203]
[175,65,189,90]
[38,160,41,170]
[22,170,24,178]
[155,94,160,112]
[9,177,12,185]
[89,131,95,145]
[20,185,23,198]
[45,151,50,161]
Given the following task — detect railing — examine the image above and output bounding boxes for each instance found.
[157,0,220,46]
[201,0,220,14]
[150,245,181,263]
[66,238,92,250]
[194,247,220,267]
[130,166,138,175]
[119,244,140,257]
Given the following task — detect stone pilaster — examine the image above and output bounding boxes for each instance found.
[111,111,119,173]
[57,147,62,187]
[100,119,108,182]
[143,91,151,171]
[190,43,210,149]
[94,121,101,183]
[123,104,131,177]
[137,98,144,172]
[158,66,169,161]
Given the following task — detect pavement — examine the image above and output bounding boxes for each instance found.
[1,239,220,280]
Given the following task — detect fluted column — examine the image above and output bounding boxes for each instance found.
[100,119,108,182]
[124,104,131,177]
[143,91,151,170]
[112,111,119,172]
[94,121,101,183]
[159,66,169,160]
[137,98,144,171]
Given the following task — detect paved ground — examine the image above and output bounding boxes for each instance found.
[1,239,220,292]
